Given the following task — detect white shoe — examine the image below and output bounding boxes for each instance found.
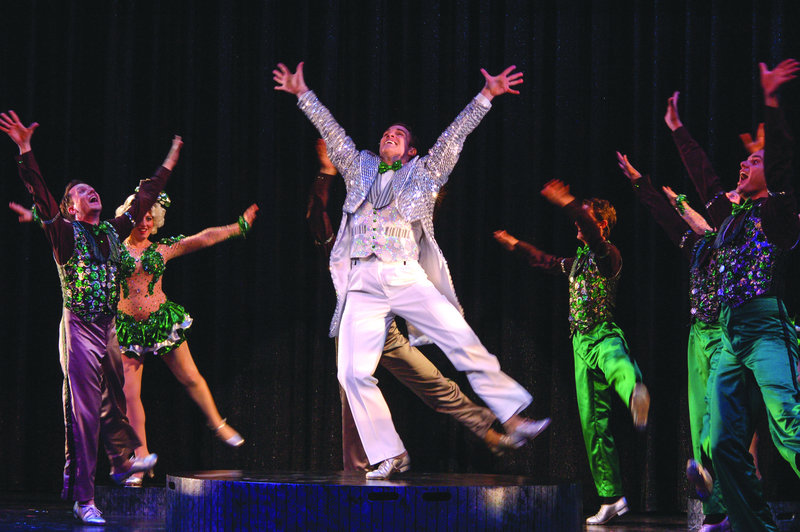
[506,417,551,448]
[630,383,650,430]
[365,453,410,480]
[73,502,106,525]
[699,516,731,531]
[586,496,628,525]
[686,459,713,500]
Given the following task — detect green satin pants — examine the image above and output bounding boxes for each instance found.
[711,297,800,532]
[572,321,642,497]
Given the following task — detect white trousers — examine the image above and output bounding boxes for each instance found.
[338,258,533,465]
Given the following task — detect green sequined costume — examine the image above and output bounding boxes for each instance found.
[568,247,642,497]
[116,235,193,358]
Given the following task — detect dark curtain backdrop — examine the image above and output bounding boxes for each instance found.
[2,0,800,514]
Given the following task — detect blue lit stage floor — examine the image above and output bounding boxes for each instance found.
[0,491,688,531]
[167,470,582,531]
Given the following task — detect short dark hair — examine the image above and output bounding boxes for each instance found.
[583,197,616,238]
[387,122,419,152]
[60,179,86,221]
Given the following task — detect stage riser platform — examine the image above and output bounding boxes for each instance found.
[166,471,582,531]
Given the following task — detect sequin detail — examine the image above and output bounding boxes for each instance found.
[567,245,618,335]
[120,235,185,297]
[350,202,420,261]
[56,222,122,322]
[687,238,720,323]
[117,300,192,358]
[713,205,782,308]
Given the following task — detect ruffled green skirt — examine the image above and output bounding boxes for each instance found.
[117,300,193,358]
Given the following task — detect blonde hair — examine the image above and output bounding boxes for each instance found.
[115,194,166,235]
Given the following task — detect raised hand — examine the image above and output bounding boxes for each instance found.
[242,203,259,226]
[661,185,680,209]
[480,65,523,101]
[8,201,33,223]
[664,91,682,131]
[541,179,576,207]
[162,135,183,171]
[739,123,765,154]
[492,229,519,251]
[760,58,799,106]
[273,62,309,96]
[616,151,642,182]
[0,110,39,153]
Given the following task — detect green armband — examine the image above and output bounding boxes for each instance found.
[237,215,251,238]
[675,194,687,215]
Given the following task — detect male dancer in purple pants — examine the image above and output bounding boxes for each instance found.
[2,110,180,525]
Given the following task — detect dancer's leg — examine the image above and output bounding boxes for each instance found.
[162,341,239,442]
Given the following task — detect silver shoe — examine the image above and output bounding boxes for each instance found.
[365,453,410,480]
[210,418,245,447]
[110,453,158,485]
[123,476,143,488]
[586,496,628,525]
[73,502,106,525]
[506,417,551,448]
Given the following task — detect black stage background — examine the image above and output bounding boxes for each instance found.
[1,0,799,515]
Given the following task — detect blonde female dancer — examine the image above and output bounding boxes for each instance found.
[113,194,258,485]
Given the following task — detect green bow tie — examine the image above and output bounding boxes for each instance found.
[703,230,717,241]
[378,160,402,174]
[731,198,754,216]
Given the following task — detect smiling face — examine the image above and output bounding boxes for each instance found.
[379,124,417,164]
[67,183,102,221]
[737,149,767,199]
[130,211,155,243]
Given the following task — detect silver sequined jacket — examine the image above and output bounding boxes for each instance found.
[297,90,491,341]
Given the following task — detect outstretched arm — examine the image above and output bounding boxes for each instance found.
[161,134,183,171]
[8,201,34,223]
[665,92,729,226]
[424,65,522,185]
[493,229,567,274]
[664,91,683,132]
[661,186,713,234]
[618,151,700,253]
[111,135,181,238]
[2,111,74,258]
[760,58,800,248]
[276,61,359,178]
[161,204,259,261]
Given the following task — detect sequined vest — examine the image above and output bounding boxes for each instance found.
[688,237,720,324]
[350,200,420,262]
[57,221,123,322]
[567,247,618,335]
[713,204,784,308]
